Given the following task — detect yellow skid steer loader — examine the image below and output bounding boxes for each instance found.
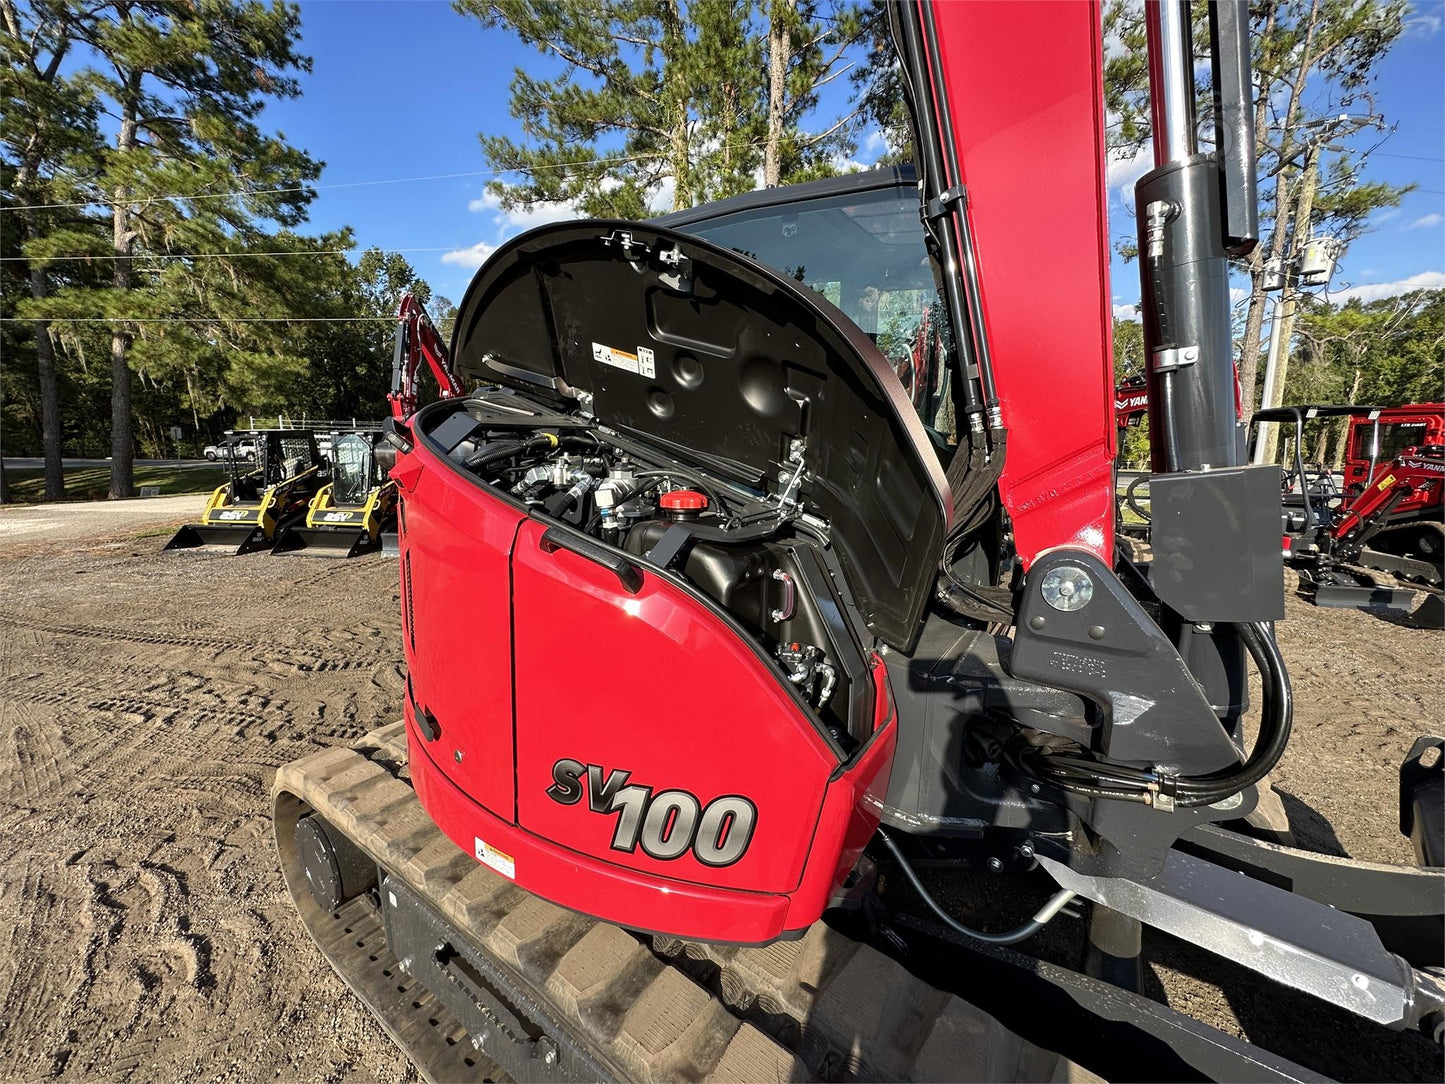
[271,431,397,557]
[166,431,324,554]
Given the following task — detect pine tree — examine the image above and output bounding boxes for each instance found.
[2,0,101,499]
[456,0,864,218]
[28,0,321,497]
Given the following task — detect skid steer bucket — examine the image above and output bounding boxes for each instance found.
[164,519,271,554]
[271,520,382,558]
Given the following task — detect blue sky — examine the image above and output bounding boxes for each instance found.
[262,0,1445,312]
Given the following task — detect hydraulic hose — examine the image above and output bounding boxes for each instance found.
[875,829,1076,946]
[1024,621,1293,810]
[1125,475,1152,524]
[1172,620,1293,806]
[463,433,559,474]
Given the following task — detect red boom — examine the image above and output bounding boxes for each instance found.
[925,1,1117,565]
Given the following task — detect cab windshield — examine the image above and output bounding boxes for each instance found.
[669,182,952,441]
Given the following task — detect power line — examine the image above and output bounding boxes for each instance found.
[0,316,393,323]
[0,246,458,263]
[1,140,781,214]
[1370,152,1445,163]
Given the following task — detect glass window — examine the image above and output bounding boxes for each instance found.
[672,186,952,439]
[1353,421,1428,464]
[332,434,376,505]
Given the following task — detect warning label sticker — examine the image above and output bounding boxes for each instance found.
[474,836,516,879]
[592,341,656,378]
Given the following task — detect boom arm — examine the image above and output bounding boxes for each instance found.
[1333,453,1444,551]
[390,294,465,422]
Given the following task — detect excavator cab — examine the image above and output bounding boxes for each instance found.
[166,430,324,554]
[272,430,398,557]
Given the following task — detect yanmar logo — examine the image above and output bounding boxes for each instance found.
[546,759,757,867]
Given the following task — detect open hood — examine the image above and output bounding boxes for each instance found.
[450,220,950,650]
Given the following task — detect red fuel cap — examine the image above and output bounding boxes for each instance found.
[659,489,708,511]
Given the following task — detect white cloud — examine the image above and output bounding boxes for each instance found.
[647,174,677,215]
[1113,301,1141,321]
[468,189,581,231]
[1229,287,1248,303]
[1329,271,1445,303]
[442,190,583,270]
[440,241,498,268]
[858,127,887,162]
[1406,213,1442,230]
[1405,11,1442,37]
[1107,143,1153,196]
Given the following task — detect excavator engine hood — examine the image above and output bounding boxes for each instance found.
[449,220,950,650]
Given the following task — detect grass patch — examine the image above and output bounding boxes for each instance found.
[4,465,228,503]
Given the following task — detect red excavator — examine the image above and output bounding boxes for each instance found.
[274,3,1445,1080]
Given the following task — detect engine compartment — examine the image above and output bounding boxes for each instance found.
[419,390,874,750]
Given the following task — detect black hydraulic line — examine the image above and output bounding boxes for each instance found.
[1023,621,1292,809]
[876,829,1076,945]
[1125,475,1152,524]
[463,433,558,474]
[917,7,999,413]
[889,1,983,423]
[1173,621,1293,805]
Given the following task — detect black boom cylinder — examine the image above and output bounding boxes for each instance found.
[1136,155,1242,473]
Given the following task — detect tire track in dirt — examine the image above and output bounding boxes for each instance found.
[0,545,414,1082]
[0,613,396,676]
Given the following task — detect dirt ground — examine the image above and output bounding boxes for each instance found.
[0,512,1439,1083]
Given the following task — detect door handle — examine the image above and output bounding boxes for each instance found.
[539,525,644,594]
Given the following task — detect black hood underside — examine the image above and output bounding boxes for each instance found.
[449,220,950,650]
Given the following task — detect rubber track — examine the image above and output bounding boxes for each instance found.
[275,724,1092,1083]
[1359,521,1445,586]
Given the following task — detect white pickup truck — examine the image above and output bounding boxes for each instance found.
[203,438,257,462]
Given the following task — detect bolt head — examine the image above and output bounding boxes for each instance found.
[987,856,1003,872]
[1088,625,1106,640]
[1041,565,1094,612]
[1029,615,1046,630]
[454,749,464,764]
[1018,841,1035,859]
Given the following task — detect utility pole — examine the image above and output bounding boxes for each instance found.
[1253,113,1375,465]
[1254,138,1321,465]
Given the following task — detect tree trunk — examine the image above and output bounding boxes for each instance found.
[1235,0,1320,409]
[1328,366,1364,471]
[0,455,10,505]
[661,0,692,210]
[14,185,67,499]
[109,83,139,499]
[763,0,792,188]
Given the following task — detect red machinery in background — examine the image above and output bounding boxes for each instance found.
[1259,402,1444,613]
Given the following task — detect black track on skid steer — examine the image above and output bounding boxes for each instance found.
[275,724,1328,1084]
